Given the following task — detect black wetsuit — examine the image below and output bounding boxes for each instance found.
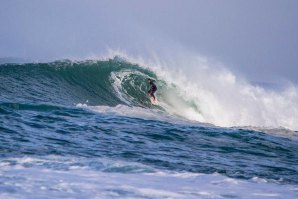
[148,81,157,100]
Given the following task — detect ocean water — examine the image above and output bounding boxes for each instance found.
[0,57,298,199]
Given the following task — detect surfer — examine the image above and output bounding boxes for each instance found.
[147,78,157,101]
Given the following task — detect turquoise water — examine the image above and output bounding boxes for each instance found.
[0,58,298,198]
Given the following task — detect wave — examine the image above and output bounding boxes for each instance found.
[0,57,204,120]
[0,58,155,107]
[1,55,298,130]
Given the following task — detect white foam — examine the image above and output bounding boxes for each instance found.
[0,156,297,199]
[90,50,298,131]
[77,103,162,120]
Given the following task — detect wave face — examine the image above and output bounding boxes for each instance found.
[0,57,204,123]
[0,58,152,106]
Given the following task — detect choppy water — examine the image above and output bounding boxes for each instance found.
[0,57,298,198]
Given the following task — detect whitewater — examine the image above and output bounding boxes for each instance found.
[0,54,298,199]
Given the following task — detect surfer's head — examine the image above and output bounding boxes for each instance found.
[147,78,155,83]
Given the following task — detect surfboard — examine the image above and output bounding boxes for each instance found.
[150,97,158,105]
